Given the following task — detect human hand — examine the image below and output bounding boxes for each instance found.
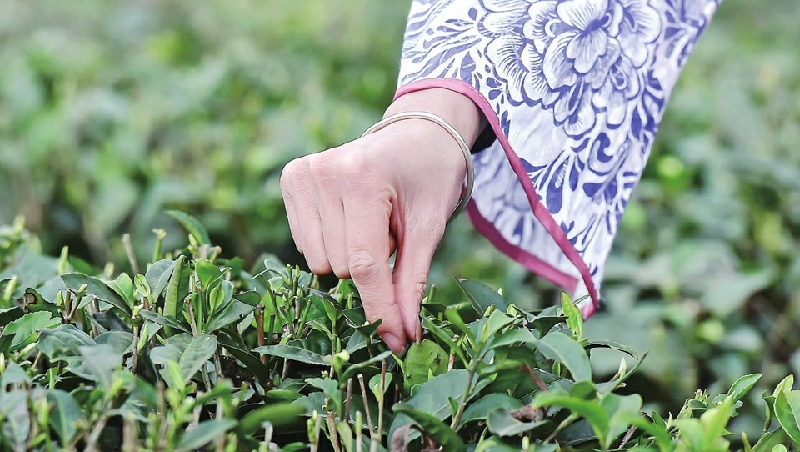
[280,88,483,353]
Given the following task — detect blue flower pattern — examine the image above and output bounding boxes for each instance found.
[398,0,720,307]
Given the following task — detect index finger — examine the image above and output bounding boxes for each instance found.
[342,185,406,353]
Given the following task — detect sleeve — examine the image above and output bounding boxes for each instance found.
[395,0,721,318]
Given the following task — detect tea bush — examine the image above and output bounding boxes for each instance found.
[2,0,800,447]
[2,215,800,451]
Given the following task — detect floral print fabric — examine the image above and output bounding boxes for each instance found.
[396,0,720,316]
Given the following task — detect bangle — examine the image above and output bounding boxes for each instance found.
[361,111,474,222]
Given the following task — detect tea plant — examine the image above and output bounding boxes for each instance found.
[1,214,799,451]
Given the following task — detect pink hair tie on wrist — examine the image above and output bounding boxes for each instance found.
[361,111,474,223]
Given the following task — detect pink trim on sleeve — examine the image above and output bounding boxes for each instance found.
[394,78,599,317]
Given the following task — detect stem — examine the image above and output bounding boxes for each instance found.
[327,412,342,452]
[346,378,353,422]
[357,374,375,434]
[84,413,110,452]
[450,355,480,429]
[256,307,266,365]
[122,234,140,275]
[131,325,140,374]
[377,361,386,440]
[355,411,363,452]
[522,364,549,393]
[152,229,166,263]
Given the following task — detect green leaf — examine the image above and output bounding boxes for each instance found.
[107,273,135,308]
[205,299,252,332]
[151,333,217,386]
[488,328,538,349]
[1,311,59,351]
[145,259,178,300]
[306,377,342,414]
[139,309,190,333]
[402,339,448,391]
[237,404,305,435]
[561,292,583,341]
[253,344,326,366]
[177,418,236,450]
[456,279,508,315]
[727,374,762,402]
[601,393,643,448]
[78,344,122,390]
[531,390,608,445]
[459,394,523,427]
[37,325,96,361]
[95,331,134,355]
[195,258,225,291]
[62,273,132,317]
[751,428,792,452]
[486,407,546,436]
[389,369,487,441]
[393,405,466,452]
[47,389,84,445]
[774,391,800,444]
[1,362,30,386]
[537,330,592,382]
[164,255,189,320]
[166,210,211,245]
[0,389,29,448]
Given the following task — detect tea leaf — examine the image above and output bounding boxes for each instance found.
[459,394,523,427]
[393,404,466,452]
[177,418,236,450]
[62,273,132,317]
[486,407,546,436]
[774,391,800,444]
[537,330,592,382]
[253,344,327,366]
[47,389,84,445]
[145,259,178,300]
[456,279,508,315]
[166,210,211,245]
[237,404,305,435]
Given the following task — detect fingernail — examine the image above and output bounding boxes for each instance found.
[382,333,405,354]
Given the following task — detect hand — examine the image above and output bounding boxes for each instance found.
[280,88,483,353]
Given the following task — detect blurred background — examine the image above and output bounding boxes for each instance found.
[1,0,799,438]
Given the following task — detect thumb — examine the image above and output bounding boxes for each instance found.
[392,223,443,344]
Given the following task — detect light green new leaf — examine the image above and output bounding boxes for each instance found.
[537,330,592,382]
[561,292,584,341]
[402,339,448,391]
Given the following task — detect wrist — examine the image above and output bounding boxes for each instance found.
[384,88,485,147]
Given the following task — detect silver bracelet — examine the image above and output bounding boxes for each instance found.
[361,111,474,222]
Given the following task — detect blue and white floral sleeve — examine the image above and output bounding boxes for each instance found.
[395,0,720,317]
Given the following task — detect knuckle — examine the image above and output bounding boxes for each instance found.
[348,250,381,282]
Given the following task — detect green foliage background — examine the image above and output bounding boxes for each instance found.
[1,0,800,441]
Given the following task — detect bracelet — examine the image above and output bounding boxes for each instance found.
[360,111,474,222]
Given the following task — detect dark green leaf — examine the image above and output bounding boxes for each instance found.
[164,255,189,320]
[237,404,305,435]
[177,418,235,450]
[205,299,253,332]
[145,259,178,300]
[1,311,59,351]
[139,309,190,333]
[456,279,508,315]
[486,407,546,436]
[95,331,134,355]
[537,330,592,382]
[253,344,326,366]
[47,389,84,445]
[78,344,122,390]
[37,325,96,361]
[166,210,211,245]
[62,273,132,317]
[460,394,523,427]
[393,405,466,452]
